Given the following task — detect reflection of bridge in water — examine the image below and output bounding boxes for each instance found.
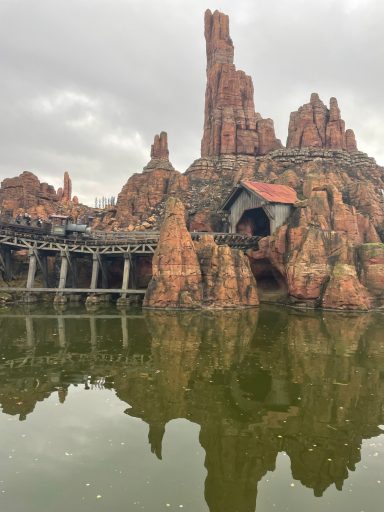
[0,307,384,512]
[0,226,261,301]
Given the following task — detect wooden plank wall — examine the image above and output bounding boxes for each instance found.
[228,189,293,234]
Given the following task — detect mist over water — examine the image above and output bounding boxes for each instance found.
[0,305,383,511]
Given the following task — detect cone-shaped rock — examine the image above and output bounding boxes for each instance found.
[143,197,203,308]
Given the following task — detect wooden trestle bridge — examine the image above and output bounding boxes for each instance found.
[0,226,260,302]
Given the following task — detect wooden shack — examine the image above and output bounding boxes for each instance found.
[220,181,297,236]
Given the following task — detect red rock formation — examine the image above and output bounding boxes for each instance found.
[196,234,259,307]
[251,183,381,309]
[287,93,358,152]
[62,171,72,202]
[358,244,384,300]
[108,132,182,230]
[144,132,175,172]
[144,198,259,309]
[143,197,203,308]
[201,9,281,157]
[0,171,57,212]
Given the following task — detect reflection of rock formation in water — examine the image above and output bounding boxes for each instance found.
[0,308,383,510]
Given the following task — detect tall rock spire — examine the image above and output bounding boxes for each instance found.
[201,9,282,157]
[144,132,175,172]
[287,93,358,152]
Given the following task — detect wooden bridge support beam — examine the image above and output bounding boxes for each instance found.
[58,252,69,291]
[26,250,37,289]
[90,254,100,289]
[121,254,131,298]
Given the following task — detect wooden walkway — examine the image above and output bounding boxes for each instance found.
[0,227,260,254]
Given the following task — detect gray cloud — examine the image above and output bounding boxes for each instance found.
[0,0,383,204]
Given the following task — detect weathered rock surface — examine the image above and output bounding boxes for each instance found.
[287,93,358,152]
[0,170,90,221]
[201,9,282,157]
[143,197,203,308]
[196,234,259,307]
[144,198,259,309]
[144,132,175,172]
[251,184,382,309]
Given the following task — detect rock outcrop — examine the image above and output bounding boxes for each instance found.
[57,171,72,202]
[287,93,358,152]
[144,198,259,308]
[109,133,182,230]
[0,170,89,221]
[0,171,57,212]
[144,132,175,172]
[251,184,382,309]
[196,235,259,307]
[201,9,282,157]
[143,197,203,308]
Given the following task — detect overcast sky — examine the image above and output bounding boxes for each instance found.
[0,0,383,205]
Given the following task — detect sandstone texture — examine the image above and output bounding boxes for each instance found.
[144,132,175,172]
[144,198,259,309]
[251,183,383,309]
[201,9,282,157]
[143,197,203,309]
[196,234,259,307]
[287,93,357,152]
[0,171,91,222]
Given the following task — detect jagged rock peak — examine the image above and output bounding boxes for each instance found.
[204,9,234,68]
[287,93,358,152]
[201,10,282,158]
[144,132,175,172]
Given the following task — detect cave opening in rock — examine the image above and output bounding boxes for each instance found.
[236,207,270,237]
[249,258,288,301]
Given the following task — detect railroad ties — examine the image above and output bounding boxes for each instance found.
[0,226,261,303]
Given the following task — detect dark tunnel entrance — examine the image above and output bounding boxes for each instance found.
[236,207,271,237]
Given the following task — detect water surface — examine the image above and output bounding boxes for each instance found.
[0,305,383,511]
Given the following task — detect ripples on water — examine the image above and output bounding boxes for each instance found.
[0,305,383,511]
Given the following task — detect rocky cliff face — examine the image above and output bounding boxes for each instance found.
[108,133,182,230]
[201,9,282,157]
[143,197,203,308]
[0,170,88,220]
[143,197,259,308]
[287,93,358,151]
[251,183,383,309]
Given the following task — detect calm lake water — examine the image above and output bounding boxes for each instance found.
[0,304,383,512]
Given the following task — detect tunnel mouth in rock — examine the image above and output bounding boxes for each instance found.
[250,258,288,302]
[236,207,271,237]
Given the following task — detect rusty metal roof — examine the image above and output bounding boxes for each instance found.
[241,181,297,204]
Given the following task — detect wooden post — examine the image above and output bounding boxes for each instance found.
[26,250,37,289]
[121,254,131,299]
[58,252,68,290]
[90,253,99,290]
